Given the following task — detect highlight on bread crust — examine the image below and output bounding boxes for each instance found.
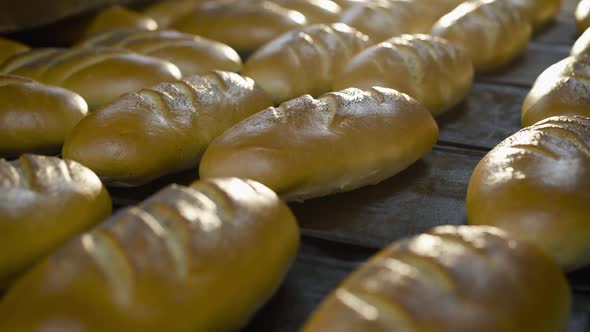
[0,74,88,157]
[571,27,590,57]
[576,0,590,31]
[242,23,369,103]
[0,47,181,109]
[84,6,158,38]
[301,225,571,332]
[521,55,590,127]
[272,0,342,23]
[0,154,111,287]
[78,28,243,76]
[0,38,30,65]
[509,0,561,28]
[170,0,307,54]
[467,115,590,271]
[200,86,438,201]
[142,0,212,28]
[0,178,299,332]
[334,34,474,116]
[431,0,532,72]
[62,71,273,187]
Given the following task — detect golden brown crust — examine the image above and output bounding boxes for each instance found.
[0,38,30,65]
[576,0,590,31]
[467,115,590,271]
[170,0,307,54]
[0,178,299,331]
[334,34,474,116]
[62,71,273,186]
[432,0,532,72]
[273,0,342,23]
[302,225,571,332]
[0,154,111,287]
[78,28,242,76]
[142,0,211,28]
[242,23,369,103]
[509,0,561,28]
[521,55,590,127]
[200,87,438,201]
[0,47,181,109]
[85,5,158,38]
[0,74,88,156]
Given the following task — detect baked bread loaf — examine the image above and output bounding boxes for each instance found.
[272,0,341,24]
[78,29,242,76]
[0,38,29,65]
[467,116,590,271]
[85,5,158,38]
[142,0,211,28]
[62,71,273,186]
[170,0,307,54]
[0,75,88,157]
[0,154,111,287]
[0,47,181,109]
[242,23,369,103]
[334,34,474,116]
[521,55,590,126]
[431,0,532,72]
[572,26,590,56]
[199,87,438,201]
[301,225,571,332]
[509,0,561,28]
[576,0,590,31]
[0,177,299,331]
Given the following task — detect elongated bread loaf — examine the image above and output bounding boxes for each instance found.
[576,0,590,31]
[301,225,571,332]
[521,55,590,126]
[432,0,532,72]
[142,0,212,28]
[467,116,590,271]
[0,38,29,65]
[0,47,181,109]
[0,75,88,157]
[200,87,438,201]
[572,27,590,56]
[78,29,242,76]
[170,0,307,54]
[334,34,473,116]
[85,6,158,38]
[0,154,111,287]
[0,178,299,331]
[62,71,273,186]
[272,0,341,23]
[242,23,369,103]
[509,0,561,28]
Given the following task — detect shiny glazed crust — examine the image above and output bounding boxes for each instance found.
[272,0,342,23]
[431,0,532,72]
[0,47,181,109]
[142,0,212,28]
[0,74,88,156]
[521,55,590,126]
[200,87,438,201]
[62,71,273,187]
[302,225,571,332]
[334,34,474,116]
[0,154,111,286]
[78,29,243,76]
[170,0,307,53]
[0,178,299,332]
[242,23,369,103]
[467,116,590,271]
[510,0,561,28]
[85,5,158,38]
[576,0,590,31]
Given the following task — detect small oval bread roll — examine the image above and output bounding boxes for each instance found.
[78,29,242,76]
[432,0,532,72]
[242,23,369,103]
[63,71,273,186]
[509,0,561,28]
[0,47,181,109]
[200,87,438,201]
[0,75,88,157]
[576,0,590,31]
[0,38,29,64]
[85,5,158,38]
[142,0,212,28]
[521,55,590,127]
[0,178,299,331]
[273,0,341,23]
[467,116,590,271]
[0,154,111,287]
[301,225,571,332]
[334,34,474,116]
[170,0,307,54]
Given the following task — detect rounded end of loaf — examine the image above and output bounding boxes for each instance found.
[85,5,158,39]
[576,0,590,32]
[0,76,88,157]
[511,0,561,29]
[467,115,590,271]
[302,225,571,332]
